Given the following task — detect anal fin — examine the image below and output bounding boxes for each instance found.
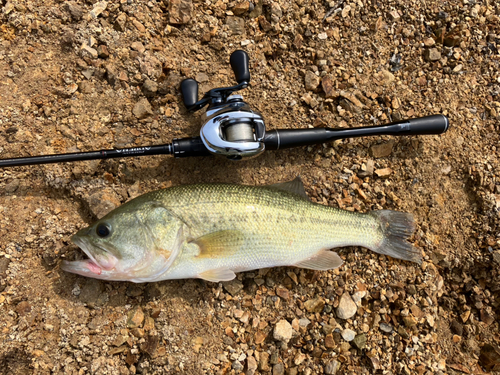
[295,250,343,271]
[198,268,236,282]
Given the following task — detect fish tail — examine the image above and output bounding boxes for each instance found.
[368,210,422,264]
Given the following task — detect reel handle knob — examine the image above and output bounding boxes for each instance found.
[180,78,199,109]
[230,50,250,84]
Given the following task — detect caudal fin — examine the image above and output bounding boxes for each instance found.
[369,210,422,264]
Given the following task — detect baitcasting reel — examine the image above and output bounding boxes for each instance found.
[180,50,265,160]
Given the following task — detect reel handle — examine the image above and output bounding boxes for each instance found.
[230,50,250,84]
[180,78,199,109]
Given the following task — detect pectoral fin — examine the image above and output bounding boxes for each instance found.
[295,250,343,271]
[198,268,236,282]
[192,230,245,258]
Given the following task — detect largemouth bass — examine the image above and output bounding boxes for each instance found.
[62,178,421,282]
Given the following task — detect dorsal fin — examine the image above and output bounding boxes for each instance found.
[267,176,310,200]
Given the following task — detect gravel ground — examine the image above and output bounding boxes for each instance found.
[0,0,499,374]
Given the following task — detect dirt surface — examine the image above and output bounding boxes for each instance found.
[0,0,499,374]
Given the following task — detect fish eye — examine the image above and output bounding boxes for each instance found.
[96,223,112,238]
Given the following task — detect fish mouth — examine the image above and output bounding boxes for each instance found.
[61,235,106,277]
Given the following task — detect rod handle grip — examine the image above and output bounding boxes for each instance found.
[405,114,449,135]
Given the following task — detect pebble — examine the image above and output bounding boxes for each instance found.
[142,79,158,97]
[479,344,500,371]
[358,160,374,178]
[226,16,245,35]
[274,319,293,342]
[90,1,107,19]
[341,329,356,342]
[81,44,98,59]
[324,360,340,374]
[304,297,325,313]
[273,363,284,375]
[133,98,154,119]
[374,168,393,178]
[87,189,122,218]
[247,356,258,374]
[379,322,393,333]
[233,1,251,16]
[424,48,442,62]
[370,140,395,158]
[321,75,338,98]
[131,41,145,54]
[169,0,193,24]
[352,334,367,349]
[63,1,84,20]
[97,45,109,58]
[223,279,243,296]
[336,293,357,319]
[305,71,320,91]
[127,306,145,328]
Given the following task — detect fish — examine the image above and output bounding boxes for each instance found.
[61,178,422,283]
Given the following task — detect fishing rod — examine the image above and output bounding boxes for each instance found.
[0,50,449,168]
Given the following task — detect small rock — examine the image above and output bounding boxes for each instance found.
[325,334,335,348]
[479,344,500,371]
[370,140,395,158]
[379,322,393,333]
[0,257,11,277]
[247,356,258,374]
[258,16,272,33]
[304,297,325,313]
[131,41,145,54]
[142,79,158,97]
[233,1,251,15]
[341,329,356,342]
[114,13,127,31]
[305,71,320,91]
[90,1,107,19]
[97,45,109,58]
[374,168,393,178]
[226,16,245,35]
[88,189,122,218]
[324,359,340,374]
[259,352,270,371]
[133,98,154,119]
[127,306,145,328]
[273,363,284,375]
[254,331,267,344]
[403,316,417,328]
[274,320,293,342]
[321,75,338,98]
[424,48,441,62]
[230,360,243,371]
[79,279,104,305]
[81,44,98,59]
[423,37,435,47]
[16,301,31,316]
[169,0,193,24]
[336,293,357,319]
[376,69,395,86]
[223,279,243,296]
[388,10,400,20]
[352,334,367,349]
[63,1,84,20]
[358,160,374,178]
[195,72,209,83]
